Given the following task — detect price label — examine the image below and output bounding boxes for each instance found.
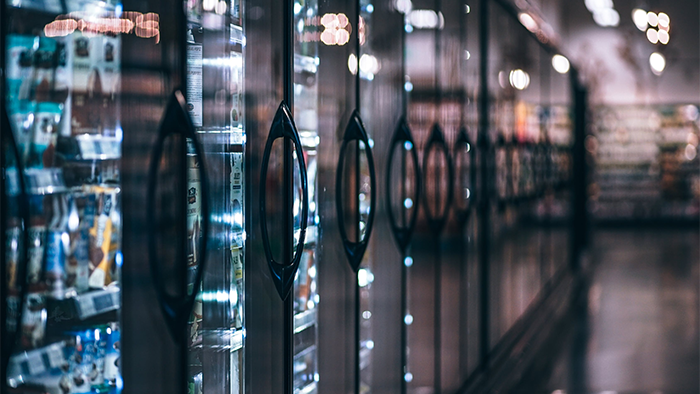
[26,352,45,375]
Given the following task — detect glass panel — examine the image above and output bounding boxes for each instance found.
[487,1,574,351]
[293,0,319,391]
[185,0,245,393]
[4,0,123,392]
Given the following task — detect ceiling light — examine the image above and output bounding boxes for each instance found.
[646,28,658,44]
[657,12,670,28]
[649,52,666,75]
[518,13,538,32]
[658,29,669,44]
[509,69,530,90]
[552,54,570,74]
[632,8,647,31]
[409,9,443,29]
[584,0,612,13]
[593,8,619,27]
[647,12,658,27]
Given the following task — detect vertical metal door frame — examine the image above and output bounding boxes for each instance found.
[477,0,491,370]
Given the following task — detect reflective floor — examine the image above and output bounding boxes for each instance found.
[519,228,700,394]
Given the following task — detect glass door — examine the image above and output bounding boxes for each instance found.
[292,2,320,392]
[184,0,245,393]
[3,0,124,392]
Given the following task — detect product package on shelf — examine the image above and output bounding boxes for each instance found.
[65,31,121,137]
[230,51,243,129]
[186,29,203,128]
[88,187,119,290]
[231,246,243,330]
[591,104,699,221]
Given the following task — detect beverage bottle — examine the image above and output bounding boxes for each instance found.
[21,196,48,349]
[45,195,69,299]
[103,323,120,386]
[66,193,91,293]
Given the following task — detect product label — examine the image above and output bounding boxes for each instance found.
[230,51,243,128]
[231,152,243,243]
[188,158,202,266]
[231,246,243,329]
[187,43,203,127]
[232,246,243,280]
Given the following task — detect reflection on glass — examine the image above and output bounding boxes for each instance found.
[185,0,245,392]
[293,0,319,391]
[5,0,124,392]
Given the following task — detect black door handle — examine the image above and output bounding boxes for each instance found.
[146,90,210,341]
[1,107,30,386]
[259,102,308,300]
[453,127,474,224]
[336,110,376,272]
[386,117,421,254]
[422,124,454,233]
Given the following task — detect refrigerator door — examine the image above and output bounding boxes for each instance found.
[183,2,245,394]
[3,0,125,392]
[354,2,405,392]
[245,0,312,391]
[119,0,209,393]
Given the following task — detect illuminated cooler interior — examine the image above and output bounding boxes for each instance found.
[185,0,245,393]
[4,0,125,392]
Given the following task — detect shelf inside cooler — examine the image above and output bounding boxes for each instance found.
[7,341,68,386]
[295,54,318,74]
[7,0,63,15]
[299,131,320,148]
[231,23,244,46]
[294,309,316,334]
[295,381,318,394]
[24,168,67,195]
[231,328,243,352]
[57,135,121,161]
[304,225,318,246]
[46,287,120,329]
[198,329,244,352]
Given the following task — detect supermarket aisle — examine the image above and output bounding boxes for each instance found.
[520,228,700,393]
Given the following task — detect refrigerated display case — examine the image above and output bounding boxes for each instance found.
[485,0,574,351]
[0,0,242,392]
[3,0,124,392]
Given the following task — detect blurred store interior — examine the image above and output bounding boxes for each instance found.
[0,0,698,393]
